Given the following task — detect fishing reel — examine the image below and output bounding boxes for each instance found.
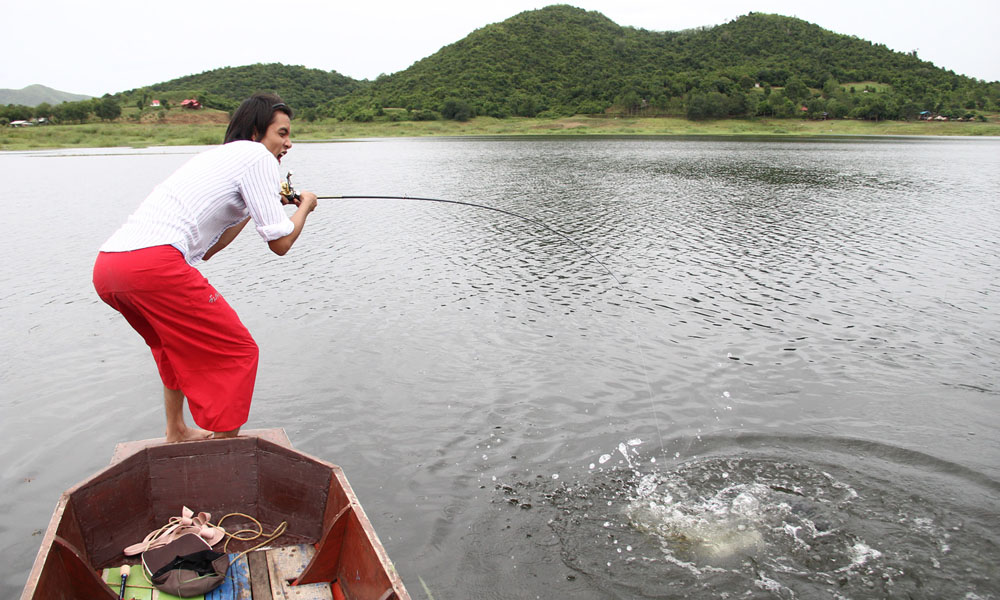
[280,171,300,204]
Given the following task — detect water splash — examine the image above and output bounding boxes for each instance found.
[496,438,1000,599]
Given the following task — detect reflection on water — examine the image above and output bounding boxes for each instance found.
[1,137,999,598]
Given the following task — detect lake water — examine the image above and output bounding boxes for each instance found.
[2,136,998,599]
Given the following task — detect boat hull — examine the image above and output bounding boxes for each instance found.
[20,429,409,600]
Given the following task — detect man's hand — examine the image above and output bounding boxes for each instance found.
[268,190,318,256]
[297,191,318,213]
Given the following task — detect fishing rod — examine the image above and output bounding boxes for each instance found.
[281,171,623,286]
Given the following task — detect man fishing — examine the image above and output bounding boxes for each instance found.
[93,93,318,442]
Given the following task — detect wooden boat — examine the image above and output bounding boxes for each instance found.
[20,429,410,600]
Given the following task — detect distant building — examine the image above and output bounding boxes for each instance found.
[180,99,202,109]
[150,100,161,107]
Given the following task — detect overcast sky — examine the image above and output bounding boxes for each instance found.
[4,0,997,97]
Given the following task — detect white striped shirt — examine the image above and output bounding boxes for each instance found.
[100,141,294,264]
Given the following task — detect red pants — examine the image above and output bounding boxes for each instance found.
[93,246,258,432]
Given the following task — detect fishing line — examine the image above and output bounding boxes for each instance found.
[316,194,622,287]
[311,191,665,453]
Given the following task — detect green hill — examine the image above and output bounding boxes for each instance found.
[0,84,93,107]
[326,5,999,121]
[6,5,998,126]
[121,63,364,113]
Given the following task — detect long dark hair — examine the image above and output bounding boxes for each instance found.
[224,93,293,143]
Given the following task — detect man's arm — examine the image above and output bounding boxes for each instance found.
[202,217,251,261]
[268,192,318,256]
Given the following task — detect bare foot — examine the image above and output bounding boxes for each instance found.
[211,428,241,440]
[165,425,212,443]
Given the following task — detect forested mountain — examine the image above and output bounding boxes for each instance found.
[0,84,92,107]
[327,5,998,121]
[124,63,364,112]
[6,5,998,125]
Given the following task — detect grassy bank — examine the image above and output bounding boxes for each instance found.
[3,115,998,151]
[294,115,1000,139]
[0,122,225,151]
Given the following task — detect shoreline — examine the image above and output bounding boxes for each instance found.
[2,115,998,151]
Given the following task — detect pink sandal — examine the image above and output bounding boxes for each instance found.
[124,506,226,556]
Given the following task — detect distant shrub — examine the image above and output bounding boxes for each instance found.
[441,99,473,121]
[299,107,320,122]
[412,109,439,121]
[576,100,609,115]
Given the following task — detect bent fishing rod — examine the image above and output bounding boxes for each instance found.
[280,171,623,286]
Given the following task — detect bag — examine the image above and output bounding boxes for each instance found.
[141,533,229,597]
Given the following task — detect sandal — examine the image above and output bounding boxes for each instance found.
[124,506,226,556]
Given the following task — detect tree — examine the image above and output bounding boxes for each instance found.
[300,106,320,122]
[441,98,473,121]
[616,90,642,116]
[898,100,921,121]
[34,102,53,119]
[576,99,608,114]
[783,76,809,103]
[412,109,439,121]
[94,97,122,121]
[826,99,850,119]
[686,92,729,119]
[55,100,92,123]
[2,104,33,122]
[822,77,840,98]
[804,97,827,118]
[727,91,750,116]
[851,94,892,121]
[509,93,540,117]
[767,93,796,117]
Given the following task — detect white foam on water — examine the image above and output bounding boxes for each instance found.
[754,570,792,597]
[782,522,810,550]
[662,551,706,576]
[834,540,883,573]
[635,473,659,498]
[627,482,768,560]
[730,492,759,515]
[617,442,634,468]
